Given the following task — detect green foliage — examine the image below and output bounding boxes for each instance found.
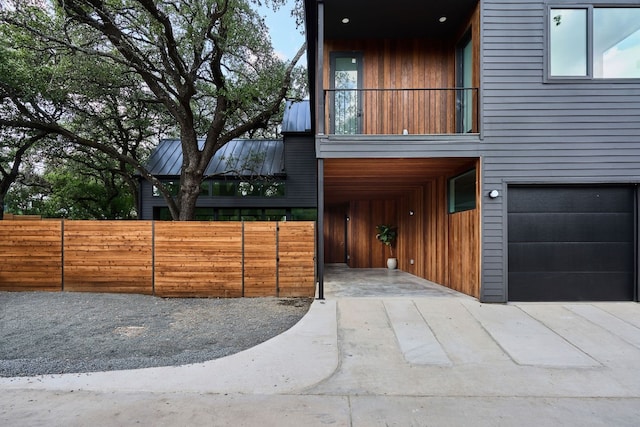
[375,224,397,252]
[0,0,307,220]
[5,148,136,219]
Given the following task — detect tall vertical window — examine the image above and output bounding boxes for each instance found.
[330,52,363,134]
[549,9,588,77]
[549,6,640,79]
[456,33,474,133]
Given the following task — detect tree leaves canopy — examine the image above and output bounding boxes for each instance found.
[0,0,305,220]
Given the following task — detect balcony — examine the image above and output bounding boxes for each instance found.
[323,88,478,136]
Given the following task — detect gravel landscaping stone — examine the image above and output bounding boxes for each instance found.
[0,292,312,377]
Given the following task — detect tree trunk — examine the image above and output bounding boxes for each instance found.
[177,130,207,220]
[178,173,203,220]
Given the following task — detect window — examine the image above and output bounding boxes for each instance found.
[152,181,180,197]
[330,52,363,134]
[549,6,640,79]
[212,181,236,196]
[448,169,476,214]
[457,32,474,133]
[290,208,317,221]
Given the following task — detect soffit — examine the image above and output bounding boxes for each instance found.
[323,157,477,204]
[322,0,479,40]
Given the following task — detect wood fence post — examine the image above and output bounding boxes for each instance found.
[61,219,65,292]
[276,221,280,297]
[241,221,245,297]
[151,220,155,296]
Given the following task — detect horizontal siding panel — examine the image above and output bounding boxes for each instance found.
[481,0,640,232]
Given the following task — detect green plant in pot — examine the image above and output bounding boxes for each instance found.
[376,224,398,269]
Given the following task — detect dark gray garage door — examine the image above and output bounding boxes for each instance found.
[508,186,636,301]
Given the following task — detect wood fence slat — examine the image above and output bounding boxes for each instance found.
[0,220,62,292]
[0,220,316,298]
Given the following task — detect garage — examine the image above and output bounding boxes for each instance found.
[508,186,636,301]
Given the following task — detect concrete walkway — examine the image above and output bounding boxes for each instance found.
[2,265,640,426]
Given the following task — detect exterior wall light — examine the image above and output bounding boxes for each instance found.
[342,17,350,24]
[409,210,415,216]
[488,190,500,199]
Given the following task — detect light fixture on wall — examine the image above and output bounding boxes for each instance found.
[342,17,350,24]
[438,16,447,23]
[488,190,500,199]
[409,210,415,216]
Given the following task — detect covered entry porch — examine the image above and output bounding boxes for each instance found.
[319,157,481,299]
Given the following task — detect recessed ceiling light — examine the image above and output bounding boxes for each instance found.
[438,16,447,23]
[342,17,350,24]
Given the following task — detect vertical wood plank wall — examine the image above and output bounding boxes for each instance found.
[0,221,316,298]
[0,220,62,291]
[324,203,348,263]
[324,172,480,298]
[324,38,456,135]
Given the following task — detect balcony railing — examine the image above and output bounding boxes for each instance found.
[323,88,478,136]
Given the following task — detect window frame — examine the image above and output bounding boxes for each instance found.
[545,3,640,83]
[448,168,477,214]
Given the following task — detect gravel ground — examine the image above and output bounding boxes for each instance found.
[0,292,312,377]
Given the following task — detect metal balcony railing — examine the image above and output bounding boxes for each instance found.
[324,88,478,135]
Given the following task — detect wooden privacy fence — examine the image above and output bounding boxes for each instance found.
[0,220,316,298]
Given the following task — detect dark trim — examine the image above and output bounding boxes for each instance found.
[633,184,640,302]
[317,158,325,300]
[316,1,324,134]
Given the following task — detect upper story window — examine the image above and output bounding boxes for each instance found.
[548,6,640,79]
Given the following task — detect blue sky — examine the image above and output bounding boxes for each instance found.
[257,2,305,62]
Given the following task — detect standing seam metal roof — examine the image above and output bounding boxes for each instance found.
[145,139,285,177]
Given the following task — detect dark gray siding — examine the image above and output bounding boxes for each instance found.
[283,134,318,206]
[138,135,316,220]
[480,0,640,302]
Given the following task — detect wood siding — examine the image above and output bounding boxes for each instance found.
[323,164,480,298]
[0,220,62,292]
[480,0,640,302]
[64,221,153,294]
[324,38,457,134]
[0,221,316,298]
[278,222,317,297]
[154,222,243,297]
[243,222,278,297]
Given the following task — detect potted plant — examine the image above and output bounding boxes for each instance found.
[375,224,398,269]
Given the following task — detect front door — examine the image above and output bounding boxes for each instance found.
[330,52,363,134]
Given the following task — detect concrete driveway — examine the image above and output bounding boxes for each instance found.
[2,265,640,426]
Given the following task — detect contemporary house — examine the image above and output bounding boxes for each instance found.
[304,0,640,302]
[139,101,317,222]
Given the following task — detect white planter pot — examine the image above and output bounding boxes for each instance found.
[387,258,397,270]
